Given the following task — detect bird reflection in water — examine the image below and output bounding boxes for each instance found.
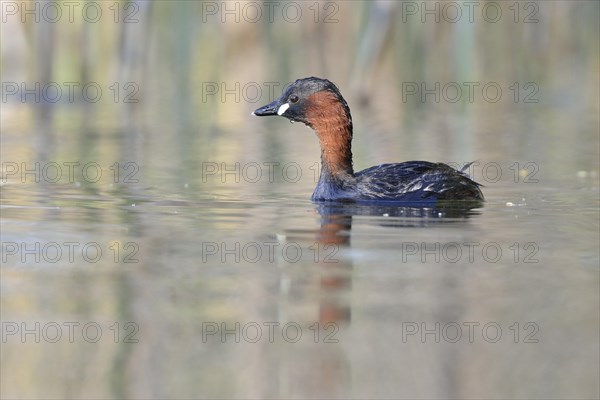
[288,201,484,326]
[276,201,481,397]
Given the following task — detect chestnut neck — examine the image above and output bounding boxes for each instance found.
[305,91,354,179]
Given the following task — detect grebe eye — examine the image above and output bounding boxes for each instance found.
[289,95,299,103]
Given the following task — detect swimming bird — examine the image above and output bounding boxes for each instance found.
[253,77,484,204]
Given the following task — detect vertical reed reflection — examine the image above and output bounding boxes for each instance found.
[33,0,55,162]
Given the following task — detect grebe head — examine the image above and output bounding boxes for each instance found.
[252,77,352,129]
[253,77,355,177]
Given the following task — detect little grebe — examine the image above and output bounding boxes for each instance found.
[253,77,484,203]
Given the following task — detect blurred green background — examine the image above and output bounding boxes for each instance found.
[2,0,598,185]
